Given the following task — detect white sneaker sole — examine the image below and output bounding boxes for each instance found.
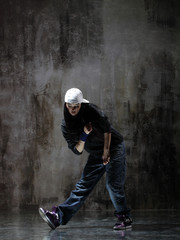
[39,207,56,229]
[113,224,132,230]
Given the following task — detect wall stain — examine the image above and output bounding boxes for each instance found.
[144,0,176,28]
[19,148,35,207]
[0,116,13,208]
[0,117,10,160]
[56,0,103,65]
[31,90,54,147]
[129,50,179,208]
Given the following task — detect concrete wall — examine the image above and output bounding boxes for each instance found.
[0,0,180,210]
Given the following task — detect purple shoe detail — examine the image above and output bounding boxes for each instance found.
[39,207,60,230]
[113,215,132,230]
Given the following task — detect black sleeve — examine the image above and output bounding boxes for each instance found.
[61,120,82,155]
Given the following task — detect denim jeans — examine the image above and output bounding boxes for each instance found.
[57,143,130,225]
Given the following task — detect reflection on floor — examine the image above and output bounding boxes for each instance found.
[0,209,179,240]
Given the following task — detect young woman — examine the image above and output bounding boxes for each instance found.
[39,88,132,230]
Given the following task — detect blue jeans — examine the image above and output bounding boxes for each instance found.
[57,143,130,225]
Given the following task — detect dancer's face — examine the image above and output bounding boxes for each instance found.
[66,103,81,116]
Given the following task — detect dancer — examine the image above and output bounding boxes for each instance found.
[39,88,132,230]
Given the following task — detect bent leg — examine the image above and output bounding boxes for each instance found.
[106,143,130,216]
[58,156,105,225]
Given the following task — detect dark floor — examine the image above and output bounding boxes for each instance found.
[0,209,180,240]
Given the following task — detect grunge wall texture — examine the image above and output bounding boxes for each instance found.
[0,0,180,210]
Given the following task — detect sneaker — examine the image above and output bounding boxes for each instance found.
[113,215,132,230]
[39,206,60,230]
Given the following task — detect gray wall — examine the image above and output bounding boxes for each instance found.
[0,0,180,210]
